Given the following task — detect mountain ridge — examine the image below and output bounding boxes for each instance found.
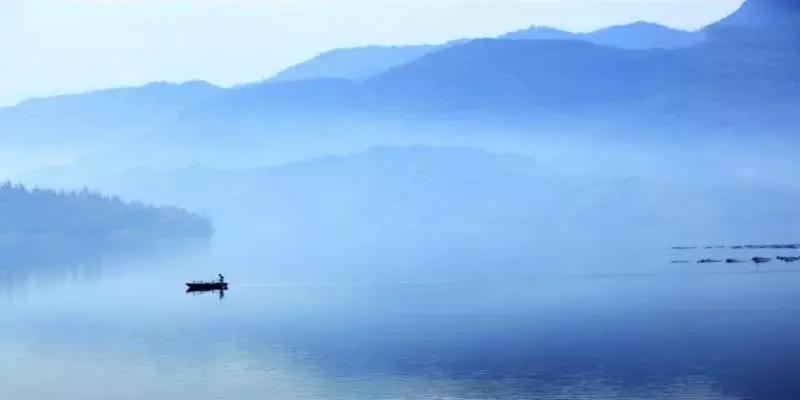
[268,45,439,83]
[711,0,800,27]
[2,0,797,168]
[266,21,705,85]
[503,21,704,50]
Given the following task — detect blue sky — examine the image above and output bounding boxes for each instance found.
[1,0,742,106]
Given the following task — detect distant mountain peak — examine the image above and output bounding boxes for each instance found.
[593,21,683,32]
[713,0,800,27]
[507,25,573,35]
[502,21,703,50]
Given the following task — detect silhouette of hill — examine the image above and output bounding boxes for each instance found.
[360,36,798,132]
[269,45,439,83]
[0,182,212,270]
[0,182,211,240]
[0,81,222,150]
[363,39,655,112]
[504,22,704,50]
[501,26,574,41]
[159,0,797,143]
[267,22,703,86]
[706,0,800,44]
[711,0,800,28]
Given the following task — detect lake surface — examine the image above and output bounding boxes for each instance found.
[1,242,800,400]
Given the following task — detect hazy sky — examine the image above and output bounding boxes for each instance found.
[1,0,743,106]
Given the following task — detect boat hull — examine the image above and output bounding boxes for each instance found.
[186,282,228,291]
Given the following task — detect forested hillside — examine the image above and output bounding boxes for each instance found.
[0,183,211,240]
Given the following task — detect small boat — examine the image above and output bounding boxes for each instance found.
[186,281,228,291]
[187,273,228,292]
[752,257,771,264]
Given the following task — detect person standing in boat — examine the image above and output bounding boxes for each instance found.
[218,274,225,283]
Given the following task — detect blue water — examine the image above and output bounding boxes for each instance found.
[1,244,799,400]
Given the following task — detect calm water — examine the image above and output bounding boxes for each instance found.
[1,243,800,400]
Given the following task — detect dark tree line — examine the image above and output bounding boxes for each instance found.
[0,182,212,239]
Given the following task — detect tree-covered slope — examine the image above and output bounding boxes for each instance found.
[0,183,212,240]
